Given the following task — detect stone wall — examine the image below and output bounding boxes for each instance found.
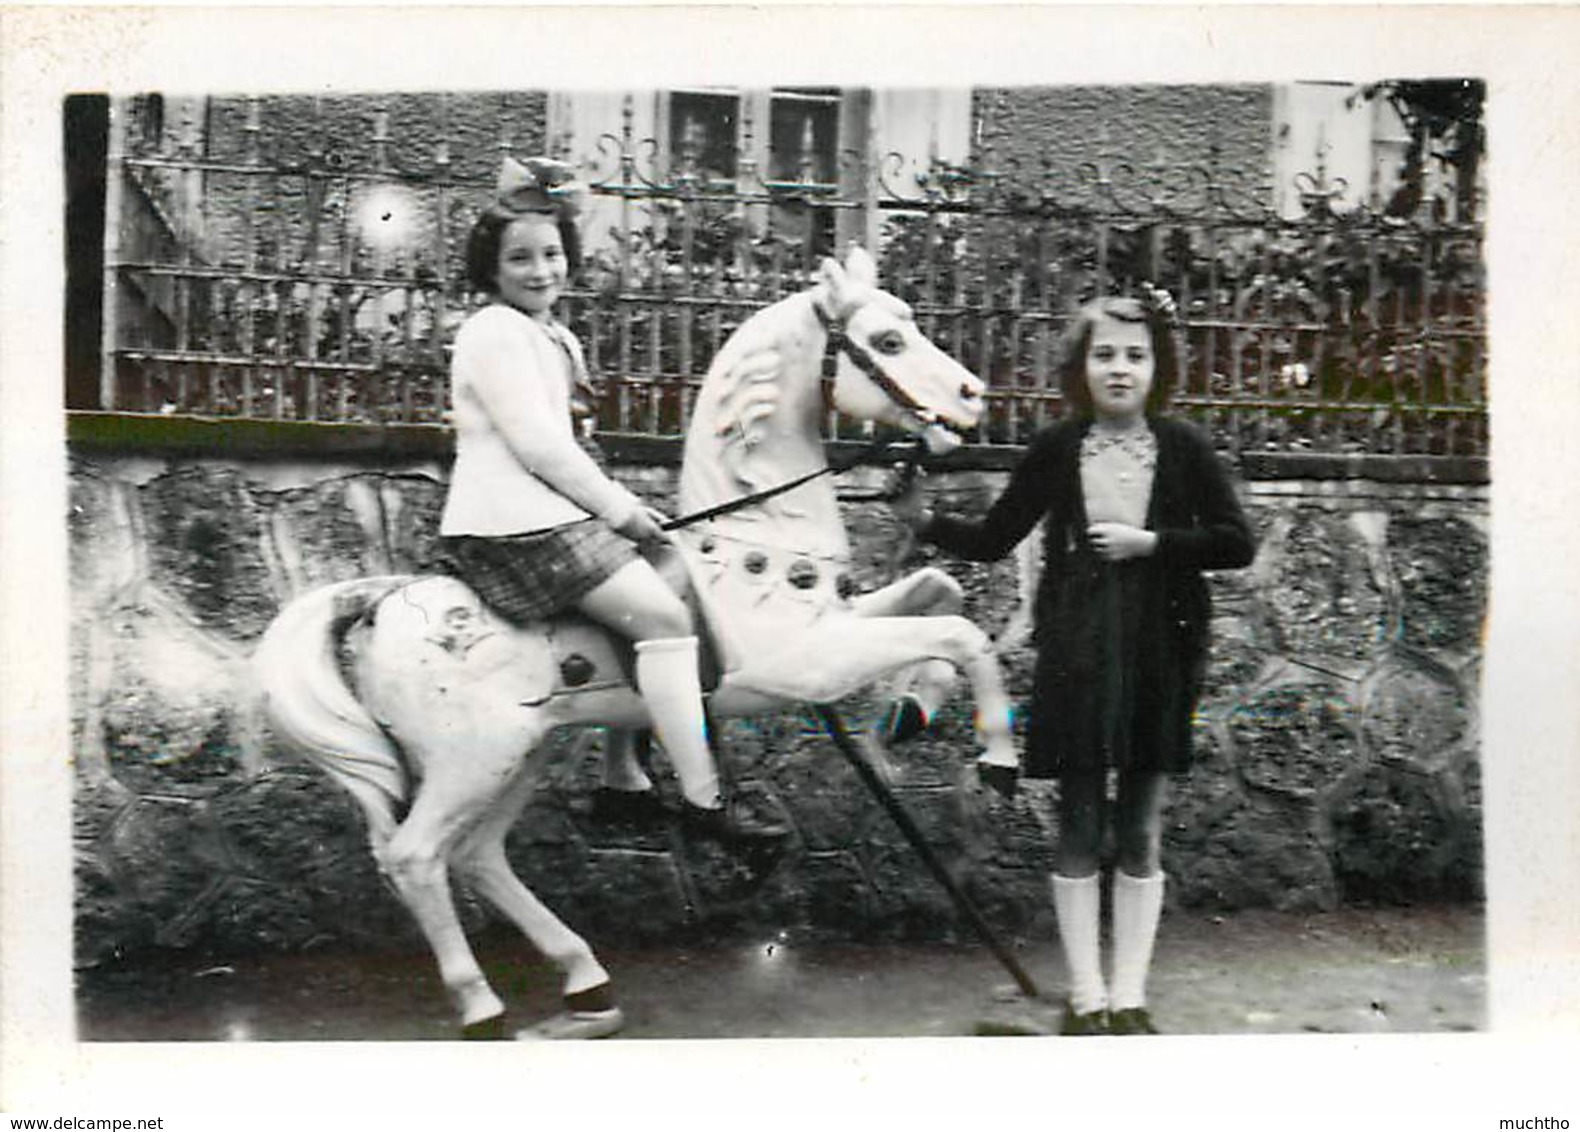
[974,85,1275,195]
[68,446,1485,967]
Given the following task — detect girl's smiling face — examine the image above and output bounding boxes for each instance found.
[494,215,567,320]
[1084,315,1155,424]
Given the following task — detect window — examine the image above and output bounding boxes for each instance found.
[662,87,842,190]
[558,88,972,258]
[766,87,840,186]
[655,87,848,256]
[668,89,739,185]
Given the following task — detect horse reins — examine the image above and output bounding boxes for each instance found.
[659,430,917,532]
[659,300,931,532]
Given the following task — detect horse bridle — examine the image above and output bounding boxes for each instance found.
[811,299,938,425]
[658,298,942,533]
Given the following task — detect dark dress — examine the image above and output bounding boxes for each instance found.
[924,415,1256,778]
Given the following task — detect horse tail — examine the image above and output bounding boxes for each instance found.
[252,576,419,840]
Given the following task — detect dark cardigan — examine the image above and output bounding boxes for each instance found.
[925,415,1256,777]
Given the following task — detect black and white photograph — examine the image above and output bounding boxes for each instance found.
[4,5,1579,1128]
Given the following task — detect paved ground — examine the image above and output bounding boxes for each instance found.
[76,904,1484,1041]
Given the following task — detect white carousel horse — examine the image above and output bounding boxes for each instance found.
[252,246,1017,1039]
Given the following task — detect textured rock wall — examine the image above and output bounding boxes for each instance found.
[69,452,1485,967]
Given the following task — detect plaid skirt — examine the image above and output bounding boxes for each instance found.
[441,519,639,625]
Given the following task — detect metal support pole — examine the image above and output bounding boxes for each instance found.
[814,704,1041,999]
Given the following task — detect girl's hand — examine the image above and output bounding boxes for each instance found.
[1086,522,1158,561]
[885,465,932,531]
[613,506,668,544]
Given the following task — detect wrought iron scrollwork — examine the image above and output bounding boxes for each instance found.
[94,87,1487,462]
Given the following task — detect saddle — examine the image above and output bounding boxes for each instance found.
[401,540,731,706]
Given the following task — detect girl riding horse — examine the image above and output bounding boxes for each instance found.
[255,209,1011,1039]
[439,157,782,843]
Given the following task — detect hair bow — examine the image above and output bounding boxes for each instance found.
[495,156,588,220]
[1138,282,1179,328]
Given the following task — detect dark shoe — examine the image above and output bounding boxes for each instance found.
[460,1013,508,1041]
[680,798,790,844]
[1108,1007,1158,1035]
[977,762,1019,801]
[589,786,667,824]
[1060,1003,1110,1036]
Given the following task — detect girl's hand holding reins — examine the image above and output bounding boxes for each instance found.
[885,465,933,532]
[613,506,669,545]
[1086,522,1158,562]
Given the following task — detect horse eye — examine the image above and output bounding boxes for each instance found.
[870,329,906,357]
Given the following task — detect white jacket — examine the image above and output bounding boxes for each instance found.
[439,304,642,536]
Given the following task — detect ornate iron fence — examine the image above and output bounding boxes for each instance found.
[90,90,1487,468]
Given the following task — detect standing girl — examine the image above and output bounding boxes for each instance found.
[891,290,1255,1033]
[440,156,781,843]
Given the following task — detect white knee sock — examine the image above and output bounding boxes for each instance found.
[634,637,720,810]
[1110,870,1165,1011]
[1050,873,1107,1014]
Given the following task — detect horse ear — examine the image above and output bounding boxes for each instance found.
[842,244,878,288]
[819,255,853,313]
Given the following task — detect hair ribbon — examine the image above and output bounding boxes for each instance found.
[495,156,588,220]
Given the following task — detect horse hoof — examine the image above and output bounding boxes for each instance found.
[460,1013,509,1041]
[515,1007,626,1041]
[879,697,928,746]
